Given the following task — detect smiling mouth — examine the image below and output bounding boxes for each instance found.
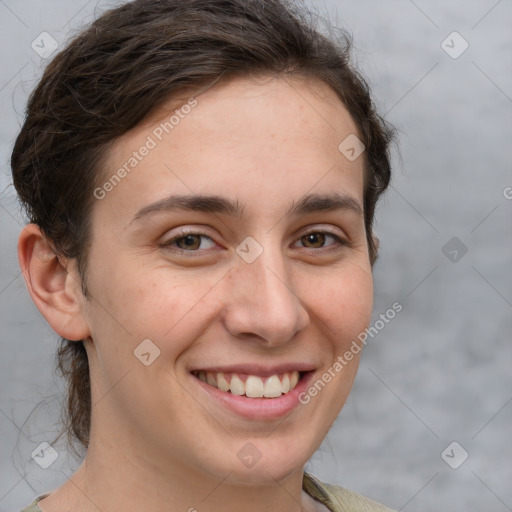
[191,370,305,398]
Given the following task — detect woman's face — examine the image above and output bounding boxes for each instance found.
[80,76,373,484]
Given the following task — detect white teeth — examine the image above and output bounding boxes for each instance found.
[195,370,302,398]
[230,374,245,396]
[206,372,216,387]
[290,371,299,389]
[245,376,264,398]
[281,373,290,393]
[217,372,230,392]
[263,375,283,398]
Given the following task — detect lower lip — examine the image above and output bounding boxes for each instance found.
[191,372,315,420]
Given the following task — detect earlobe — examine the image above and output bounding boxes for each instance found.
[18,224,90,341]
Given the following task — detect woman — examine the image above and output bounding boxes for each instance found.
[13,0,395,510]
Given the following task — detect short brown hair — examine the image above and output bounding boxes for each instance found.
[11,0,394,453]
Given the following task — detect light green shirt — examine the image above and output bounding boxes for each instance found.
[20,472,396,512]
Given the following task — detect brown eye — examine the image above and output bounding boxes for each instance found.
[175,235,202,250]
[300,232,326,248]
[293,230,346,251]
[160,232,217,253]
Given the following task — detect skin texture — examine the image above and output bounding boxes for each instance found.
[19,75,373,512]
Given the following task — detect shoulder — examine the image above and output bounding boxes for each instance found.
[303,473,396,512]
[23,479,395,512]
[19,493,48,512]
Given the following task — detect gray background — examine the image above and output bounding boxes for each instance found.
[1,0,511,511]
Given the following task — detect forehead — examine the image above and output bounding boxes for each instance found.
[94,75,365,225]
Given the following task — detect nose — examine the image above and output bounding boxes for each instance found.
[222,245,310,346]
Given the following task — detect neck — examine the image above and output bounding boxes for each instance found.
[40,428,317,512]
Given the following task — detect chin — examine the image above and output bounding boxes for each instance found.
[226,460,303,486]
[224,439,312,486]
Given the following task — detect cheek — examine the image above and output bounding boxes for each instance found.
[83,264,224,420]
[306,265,373,348]
[289,266,372,446]
[86,261,224,362]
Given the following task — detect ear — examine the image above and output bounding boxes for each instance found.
[18,224,90,341]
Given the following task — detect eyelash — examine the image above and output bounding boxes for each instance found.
[159,227,348,255]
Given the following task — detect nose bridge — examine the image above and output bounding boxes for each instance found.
[225,240,309,344]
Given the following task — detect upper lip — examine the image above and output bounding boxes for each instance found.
[189,363,317,378]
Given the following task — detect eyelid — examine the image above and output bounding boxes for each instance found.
[159,227,219,252]
[293,225,349,248]
[159,224,349,255]
[298,223,348,239]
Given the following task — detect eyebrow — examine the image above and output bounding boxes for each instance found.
[131,192,363,224]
